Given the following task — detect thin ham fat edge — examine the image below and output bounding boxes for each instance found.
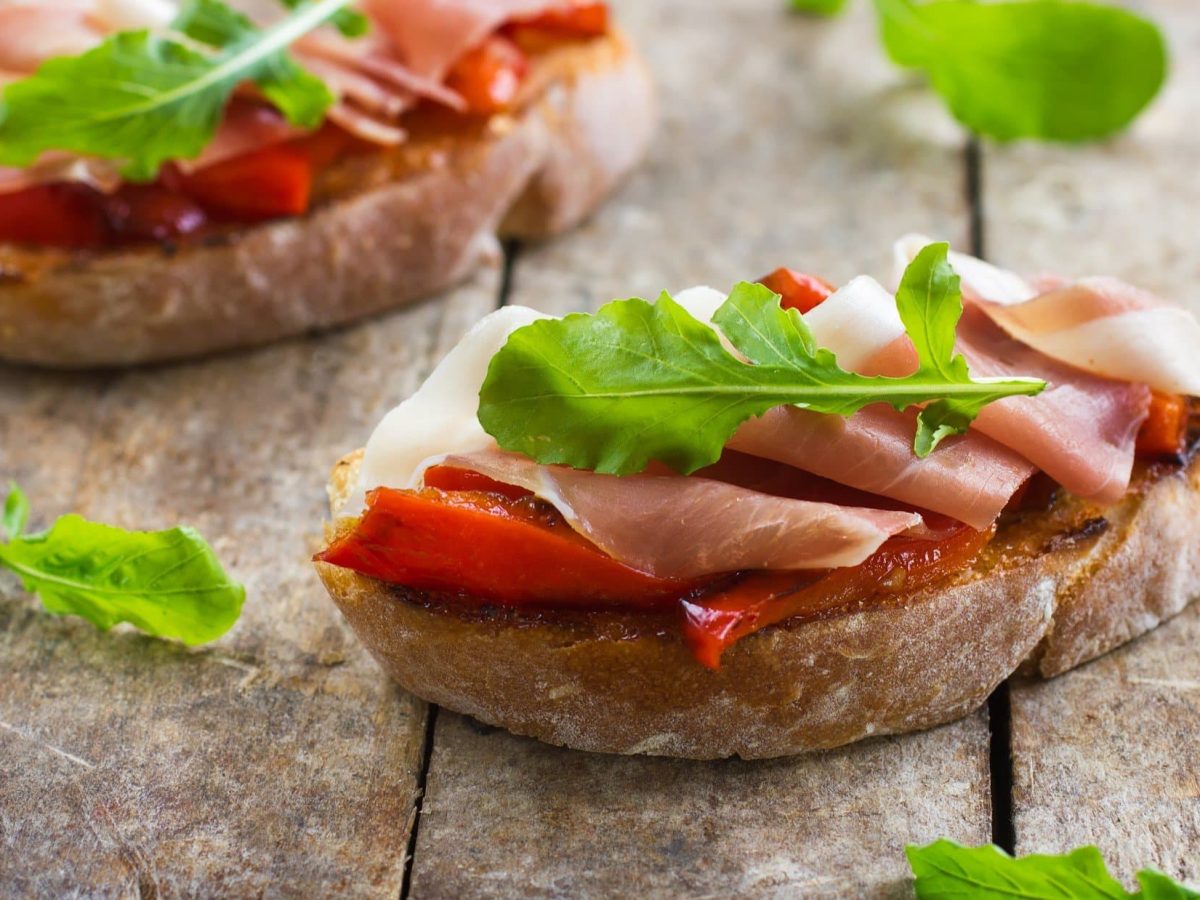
[894,234,1200,397]
[361,0,562,80]
[0,0,564,193]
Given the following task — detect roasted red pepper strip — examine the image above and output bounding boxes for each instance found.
[680,522,993,669]
[514,1,609,37]
[1136,392,1188,458]
[445,35,529,116]
[758,267,835,314]
[423,465,534,501]
[177,143,313,222]
[317,487,696,608]
[0,184,109,249]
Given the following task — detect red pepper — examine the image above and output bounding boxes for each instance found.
[0,184,109,249]
[316,487,696,609]
[176,143,314,222]
[1136,392,1189,458]
[680,521,992,669]
[513,1,609,38]
[423,465,534,501]
[444,35,529,116]
[758,267,835,314]
[101,184,208,244]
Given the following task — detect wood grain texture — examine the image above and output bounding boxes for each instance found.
[411,711,989,899]
[0,279,498,896]
[407,0,991,894]
[984,0,1200,883]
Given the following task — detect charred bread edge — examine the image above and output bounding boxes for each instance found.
[0,32,654,368]
[314,450,1200,759]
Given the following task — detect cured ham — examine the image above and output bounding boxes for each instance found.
[957,307,1148,504]
[980,279,1200,397]
[358,306,926,578]
[894,235,1200,396]
[880,238,1162,501]
[0,0,564,193]
[727,407,1034,531]
[680,278,1036,529]
[437,450,923,578]
[0,2,101,74]
[357,246,1177,574]
[361,0,560,80]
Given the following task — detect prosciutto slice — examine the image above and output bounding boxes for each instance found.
[439,450,923,578]
[678,278,1035,529]
[957,308,1148,505]
[981,279,1200,397]
[361,0,560,80]
[895,235,1200,396]
[727,407,1033,531]
[358,305,925,577]
[0,0,535,192]
[0,2,101,73]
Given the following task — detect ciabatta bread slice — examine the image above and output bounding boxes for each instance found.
[315,448,1200,759]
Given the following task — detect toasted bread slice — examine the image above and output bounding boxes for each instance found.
[315,448,1200,759]
[0,32,653,368]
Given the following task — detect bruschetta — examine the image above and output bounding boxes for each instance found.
[0,0,653,367]
[315,236,1200,759]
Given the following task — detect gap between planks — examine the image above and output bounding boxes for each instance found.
[398,173,1006,888]
[398,241,521,899]
[967,135,1018,855]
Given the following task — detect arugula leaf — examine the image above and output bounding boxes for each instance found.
[790,0,850,17]
[3,483,29,541]
[172,0,334,127]
[907,840,1199,899]
[1138,870,1200,900]
[478,243,1044,476]
[894,244,1035,455]
[0,489,244,645]
[0,0,351,180]
[279,0,369,37]
[873,0,1166,141]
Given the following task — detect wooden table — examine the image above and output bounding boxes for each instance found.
[2,1,1197,895]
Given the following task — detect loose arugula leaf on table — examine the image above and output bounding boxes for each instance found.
[0,0,353,181]
[873,0,1166,141]
[790,0,850,17]
[794,0,1166,141]
[3,483,29,541]
[478,243,1044,476]
[907,839,1200,899]
[0,484,244,645]
[1137,869,1200,900]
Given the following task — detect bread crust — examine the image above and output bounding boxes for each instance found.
[315,451,1200,759]
[0,33,654,368]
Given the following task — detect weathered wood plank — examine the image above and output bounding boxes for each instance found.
[414,711,989,899]
[1009,609,1200,882]
[409,0,991,895]
[0,279,499,896]
[984,0,1200,882]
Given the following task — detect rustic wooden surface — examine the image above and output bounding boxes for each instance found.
[985,0,1200,884]
[0,0,1197,896]
[0,282,498,896]
[409,2,992,897]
